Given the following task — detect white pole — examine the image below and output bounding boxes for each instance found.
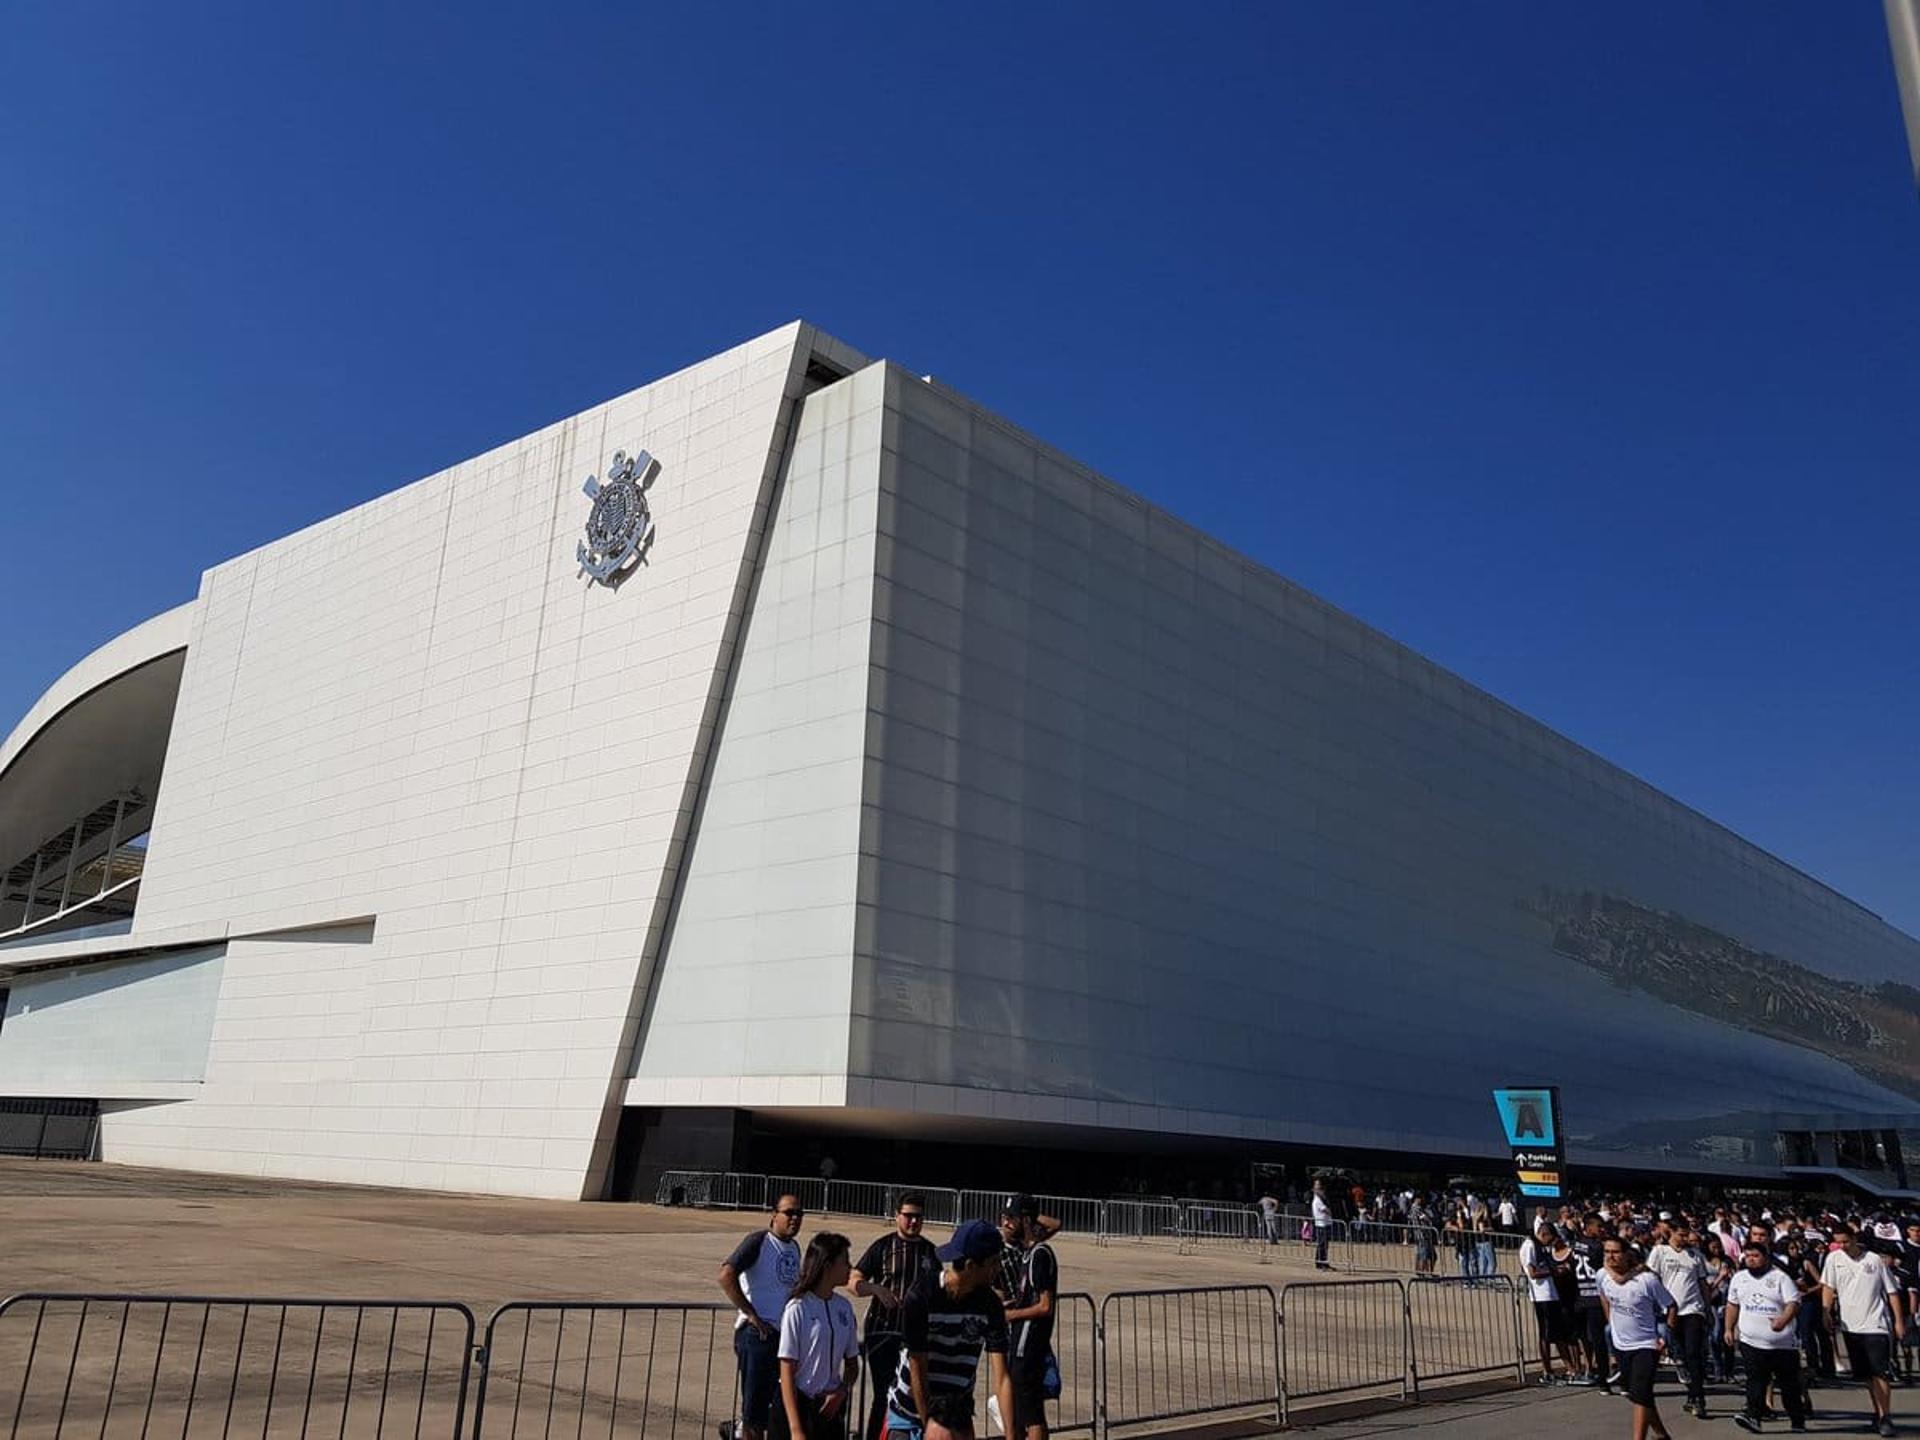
[1890,0,1920,194]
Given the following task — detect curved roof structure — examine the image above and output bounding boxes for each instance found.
[0,602,194,878]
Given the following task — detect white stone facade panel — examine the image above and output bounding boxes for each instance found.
[0,947,224,1093]
[628,361,885,1094]
[105,323,848,1196]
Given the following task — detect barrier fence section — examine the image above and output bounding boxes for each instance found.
[902,1186,963,1228]
[846,1291,1099,1440]
[1100,1200,1181,1247]
[1098,1286,1280,1436]
[470,1302,737,1440]
[1043,1292,1101,1438]
[822,1179,894,1220]
[1277,1278,1408,1423]
[1,1283,1528,1439]
[651,1172,767,1211]
[958,1188,1008,1224]
[763,1176,829,1215]
[1405,1276,1525,1395]
[0,1293,476,1439]
[1175,1203,1263,1254]
[654,1172,1525,1275]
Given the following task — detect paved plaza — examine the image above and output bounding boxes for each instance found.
[1309,1384,1900,1435]
[6,1159,1913,1437]
[0,1158,1498,1435]
[0,1159,1482,1305]
[0,1158,1342,1307]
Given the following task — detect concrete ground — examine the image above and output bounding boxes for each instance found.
[0,1158,1427,1308]
[1305,1381,1904,1435]
[0,1159,1544,1437]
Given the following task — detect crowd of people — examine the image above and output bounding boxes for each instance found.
[1247,1177,1920,1437]
[715,1190,1060,1440]
[1509,1195,1915,1438]
[704,1174,1920,1440]
[1258,1177,1526,1277]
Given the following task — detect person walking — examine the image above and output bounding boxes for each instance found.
[1728,1238,1809,1434]
[851,1194,940,1440]
[1704,1232,1738,1383]
[721,1194,807,1440]
[1899,1220,1920,1383]
[1599,1237,1679,1440]
[775,1233,861,1440]
[1258,1190,1282,1246]
[884,1220,1017,1440]
[1648,1221,1712,1418]
[1784,1235,1834,1386]
[1311,1180,1334,1271]
[1820,1220,1906,1439]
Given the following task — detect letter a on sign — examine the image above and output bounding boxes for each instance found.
[1493,1088,1556,1147]
[1493,1086,1565,1199]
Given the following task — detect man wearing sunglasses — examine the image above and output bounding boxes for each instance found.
[721,1193,806,1440]
[852,1194,941,1440]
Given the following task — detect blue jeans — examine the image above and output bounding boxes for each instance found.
[1708,1304,1733,1378]
[734,1323,779,1429]
[1314,1223,1330,1265]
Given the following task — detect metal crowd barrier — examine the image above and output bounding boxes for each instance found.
[653,1174,1535,1281]
[470,1302,738,1440]
[1098,1285,1281,1436]
[1,1279,1531,1439]
[1093,1200,1181,1246]
[847,1291,1100,1440]
[902,1185,963,1228]
[1045,1292,1100,1437]
[651,1171,767,1211]
[1406,1276,1526,1394]
[1175,1203,1263,1253]
[1277,1278,1408,1421]
[0,1293,475,1439]
[823,1179,896,1220]
[762,1176,828,1215]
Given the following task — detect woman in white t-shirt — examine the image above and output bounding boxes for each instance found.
[775,1232,860,1440]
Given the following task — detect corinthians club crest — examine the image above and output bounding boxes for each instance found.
[576,448,656,587]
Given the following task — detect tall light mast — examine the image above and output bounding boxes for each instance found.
[1891,0,1920,192]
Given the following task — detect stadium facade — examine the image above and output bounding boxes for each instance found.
[3,321,1918,1202]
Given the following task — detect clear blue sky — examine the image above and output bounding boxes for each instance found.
[4,4,1917,934]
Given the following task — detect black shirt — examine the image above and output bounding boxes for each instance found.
[1549,1246,1581,1308]
[1896,1240,1920,1297]
[854,1231,940,1342]
[1006,1242,1059,1367]
[1575,1237,1608,1307]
